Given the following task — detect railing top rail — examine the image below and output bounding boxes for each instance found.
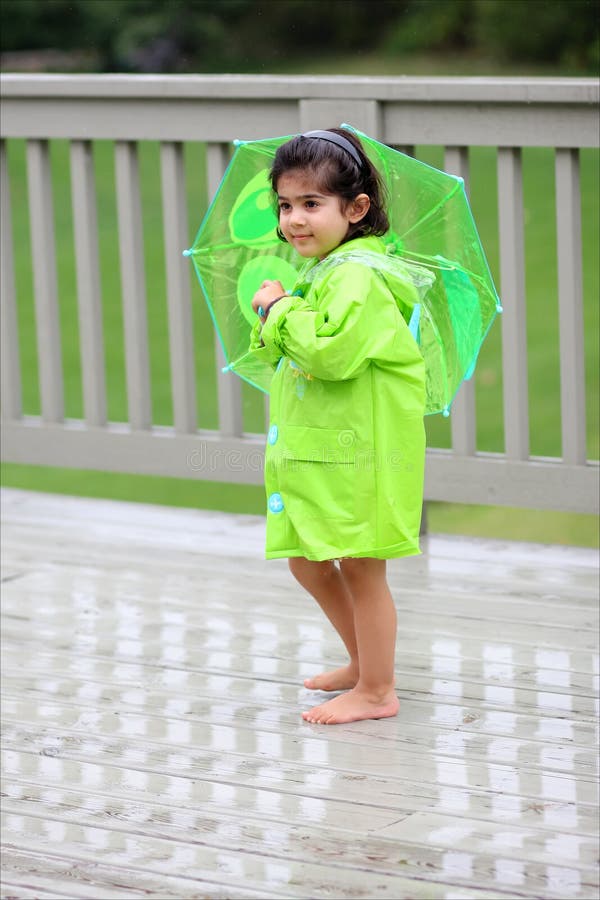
[1,73,598,104]
[3,74,597,147]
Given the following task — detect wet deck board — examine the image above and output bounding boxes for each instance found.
[1,488,598,899]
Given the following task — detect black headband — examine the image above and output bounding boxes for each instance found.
[301,130,364,169]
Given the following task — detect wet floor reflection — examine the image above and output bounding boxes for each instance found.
[2,496,599,898]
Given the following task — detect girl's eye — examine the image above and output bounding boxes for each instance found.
[278,203,291,212]
[306,200,318,208]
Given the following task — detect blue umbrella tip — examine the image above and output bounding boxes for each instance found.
[442,406,451,417]
[233,139,246,147]
[496,303,504,313]
[182,249,192,257]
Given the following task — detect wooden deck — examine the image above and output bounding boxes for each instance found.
[1,487,598,900]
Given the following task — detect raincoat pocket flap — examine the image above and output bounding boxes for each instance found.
[281,425,359,463]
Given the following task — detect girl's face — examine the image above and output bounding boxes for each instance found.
[276,170,369,259]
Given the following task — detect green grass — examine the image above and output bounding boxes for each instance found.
[426,502,598,549]
[2,135,598,548]
[1,462,267,515]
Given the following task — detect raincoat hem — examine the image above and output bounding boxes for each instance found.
[265,539,421,562]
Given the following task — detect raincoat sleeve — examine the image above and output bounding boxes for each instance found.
[247,316,281,369]
[259,261,418,381]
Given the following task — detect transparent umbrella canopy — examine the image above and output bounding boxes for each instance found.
[185,125,501,415]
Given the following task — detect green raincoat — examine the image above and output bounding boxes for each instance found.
[249,235,426,561]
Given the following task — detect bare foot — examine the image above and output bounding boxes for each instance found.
[302,687,399,725]
[303,664,359,692]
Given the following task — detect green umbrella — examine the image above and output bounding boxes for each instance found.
[185,125,501,415]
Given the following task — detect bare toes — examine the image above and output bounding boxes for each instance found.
[302,689,399,725]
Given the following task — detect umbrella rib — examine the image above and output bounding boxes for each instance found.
[191,257,233,367]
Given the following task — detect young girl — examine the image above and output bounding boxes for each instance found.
[249,128,426,725]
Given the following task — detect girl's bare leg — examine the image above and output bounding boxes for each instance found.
[288,557,359,691]
[302,558,399,725]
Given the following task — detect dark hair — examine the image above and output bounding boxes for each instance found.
[270,127,390,244]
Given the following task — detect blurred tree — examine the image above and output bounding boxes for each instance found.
[111,0,256,72]
[385,0,598,70]
[385,0,476,54]
[1,0,598,73]
[0,0,406,71]
[473,0,599,70]
[105,0,407,72]
[1,0,91,52]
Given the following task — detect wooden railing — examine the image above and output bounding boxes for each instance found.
[1,75,598,513]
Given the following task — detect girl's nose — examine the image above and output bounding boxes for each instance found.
[289,206,305,226]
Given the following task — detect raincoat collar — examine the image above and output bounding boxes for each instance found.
[295,234,386,284]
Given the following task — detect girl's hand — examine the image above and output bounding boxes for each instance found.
[252,280,286,320]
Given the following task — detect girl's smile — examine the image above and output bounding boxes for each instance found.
[276,171,370,259]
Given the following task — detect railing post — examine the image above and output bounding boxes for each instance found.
[299,99,382,138]
[26,139,64,424]
[206,141,243,438]
[445,145,477,457]
[555,148,587,465]
[497,147,529,460]
[114,140,152,431]
[0,140,22,422]
[160,140,197,435]
[70,139,107,427]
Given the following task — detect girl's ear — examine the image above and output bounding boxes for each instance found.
[347,193,370,223]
